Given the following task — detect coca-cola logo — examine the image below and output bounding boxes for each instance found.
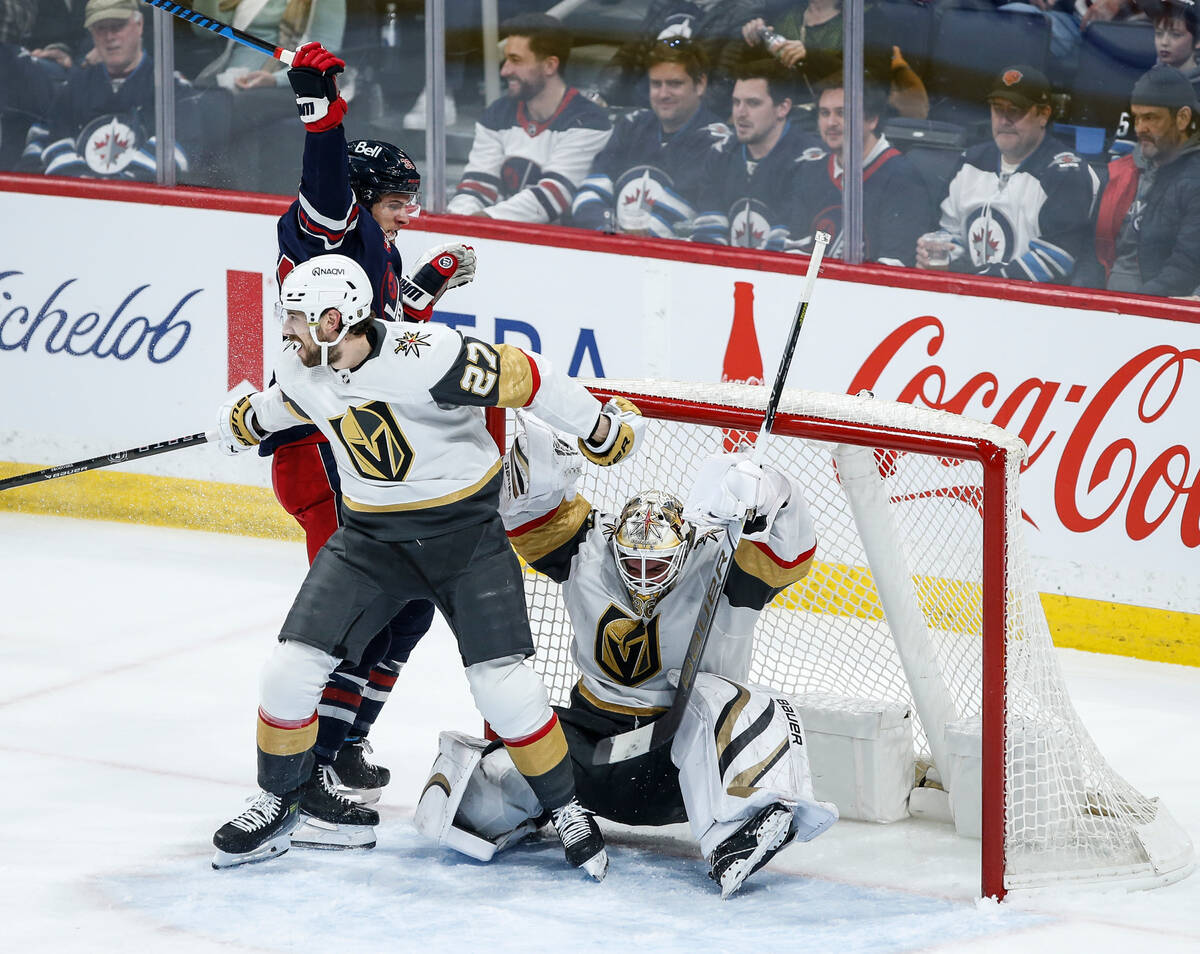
[849,315,1199,546]
[0,270,195,363]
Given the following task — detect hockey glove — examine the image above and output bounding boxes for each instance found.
[578,397,643,467]
[400,243,477,321]
[684,453,791,535]
[502,413,582,511]
[216,394,268,456]
[287,41,347,132]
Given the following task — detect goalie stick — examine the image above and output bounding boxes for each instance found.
[592,231,832,766]
[136,0,297,66]
[0,432,215,492]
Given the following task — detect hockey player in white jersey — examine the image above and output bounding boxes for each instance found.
[210,255,643,880]
[414,415,837,898]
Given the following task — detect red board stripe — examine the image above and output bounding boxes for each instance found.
[226,269,263,391]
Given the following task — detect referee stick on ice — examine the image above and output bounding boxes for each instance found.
[0,432,217,492]
[136,0,297,66]
[593,231,832,765]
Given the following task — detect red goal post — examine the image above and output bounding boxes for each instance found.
[489,380,1194,899]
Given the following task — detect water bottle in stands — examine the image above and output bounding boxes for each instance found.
[381,3,398,48]
[756,25,788,57]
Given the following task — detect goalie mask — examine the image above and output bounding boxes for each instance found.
[279,254,374,366]
[612,490,693,617]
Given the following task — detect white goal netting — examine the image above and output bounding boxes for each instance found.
[511,380,1193,896]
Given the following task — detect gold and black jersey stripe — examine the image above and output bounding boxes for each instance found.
[724,538,816,610]
[506,495,594,584]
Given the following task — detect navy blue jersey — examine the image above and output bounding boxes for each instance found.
[790,140,936,266]
[692,120,823,249]
[570,107,730,237]
[276,125,404,322]
[265,125,407,456]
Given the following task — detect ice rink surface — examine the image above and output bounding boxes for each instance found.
[1,512,1198,953]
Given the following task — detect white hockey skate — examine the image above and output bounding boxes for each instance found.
[708,802,795,899]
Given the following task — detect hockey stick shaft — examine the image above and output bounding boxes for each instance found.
[136,1,296,66]
[593,232,831,765]
[0,431,214,492]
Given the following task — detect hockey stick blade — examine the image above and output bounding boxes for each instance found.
[137,1,296,65]
[592,233,831,767]
[0,431,214,492]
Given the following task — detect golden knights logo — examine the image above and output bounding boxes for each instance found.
[329,401,414,481]
[394,328,431,356]
[594,604,662,687]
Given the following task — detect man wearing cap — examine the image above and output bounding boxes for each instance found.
[1093,65,1200,295]
[916,65,1098,284]
[21,0,207,179]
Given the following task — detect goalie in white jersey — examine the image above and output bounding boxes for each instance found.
[210,254,644,881]
[414,414,837,898]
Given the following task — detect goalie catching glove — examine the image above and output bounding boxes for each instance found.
[287,42,347,132]
[579,397,643,466]
[399,243,477,321]
[684,453,791,539]
[215,394,268,456]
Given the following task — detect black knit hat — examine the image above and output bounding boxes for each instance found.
[1131,65,1198,112]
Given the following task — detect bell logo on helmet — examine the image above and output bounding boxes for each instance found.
[353,141,383,158]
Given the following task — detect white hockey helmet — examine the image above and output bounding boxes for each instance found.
[279,254,374,364]
[612,490,693,616]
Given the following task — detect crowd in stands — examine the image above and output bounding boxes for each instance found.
[4,0,1200,297]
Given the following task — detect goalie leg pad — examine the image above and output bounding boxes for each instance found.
[672,672,838,859]
[414,731,543,861]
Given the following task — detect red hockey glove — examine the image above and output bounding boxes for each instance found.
[400,243,477,321]
[287,41,347,132]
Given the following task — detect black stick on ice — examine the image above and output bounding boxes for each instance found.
[0,432,214,492]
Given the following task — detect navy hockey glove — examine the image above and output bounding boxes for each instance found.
[400,243,477,321]
[287,42,347,132]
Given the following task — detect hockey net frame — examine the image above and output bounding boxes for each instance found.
[490,380,1194,899]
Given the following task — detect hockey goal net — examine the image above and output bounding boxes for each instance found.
[501,380,1194,899]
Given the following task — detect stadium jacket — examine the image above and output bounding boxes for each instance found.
[569,106,730,237]
[1093,153,1138,281]
[938,133,1098,284]
[789,136,935,266]
[1125,135,1200,297]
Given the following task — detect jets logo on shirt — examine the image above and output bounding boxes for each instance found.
[329,400,414,481]
[394,329,432,357]
[964,207,1016,266]
[79,115,138,175]
[594,604,662,687]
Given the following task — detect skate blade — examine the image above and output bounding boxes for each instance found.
[336,785,382,806]
[720,811,793,900]
[211,834,291,869]
[579,847,609,882]
[291,816,376,850]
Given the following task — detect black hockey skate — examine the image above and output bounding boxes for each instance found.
[212,788,301,869]
[550,797,608,881]
[331,738,390,805]
[292,764,379,850]
[708,802,796,899]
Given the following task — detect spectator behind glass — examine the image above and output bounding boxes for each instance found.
[191,0,345,90]
[915,65,1098,285]
[0,0,54,169]
[447,13,612,222]
[21,0,205,180]
[570,38,731,238]
[593,0,752,110]
[1093,65,1200,296]
[789,75,934,266]
[26,0,90,74]
[727,0,927,119]
[691,58,823,249]
[1153,0,1200,98]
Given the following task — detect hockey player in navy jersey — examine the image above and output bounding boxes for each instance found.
[412,415,837,899]
[691,60,823,249]
[228,40,478,850]
[447,13,612,222]
[570,38,730,238]
[211,255,645,879]
[915,66,1099,283]
[790,77,934,266]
